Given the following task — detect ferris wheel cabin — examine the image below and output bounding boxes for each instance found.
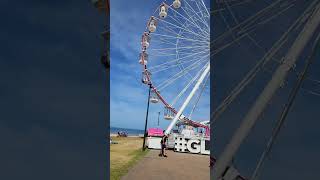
[141,32,150,49]
[148,16,157,33]
[173,0,181,9]
[159,4,168,19]
[164,107,175,120]
[141,71,151,84]
[150,89,159,103]
[139,51,148,65]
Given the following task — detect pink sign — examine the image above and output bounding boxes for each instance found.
[147,128,164,137]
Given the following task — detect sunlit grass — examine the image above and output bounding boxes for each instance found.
[110,137,149,180]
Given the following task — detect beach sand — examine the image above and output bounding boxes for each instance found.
[110,134,143,138]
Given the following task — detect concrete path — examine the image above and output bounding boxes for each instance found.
[121,150,210,180]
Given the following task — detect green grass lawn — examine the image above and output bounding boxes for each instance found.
[110,137,149,180]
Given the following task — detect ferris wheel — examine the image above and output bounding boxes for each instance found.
[139,0,210,135]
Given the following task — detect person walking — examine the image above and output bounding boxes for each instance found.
[159,131,168,157]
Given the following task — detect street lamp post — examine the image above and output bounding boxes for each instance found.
[142,84,152,150]
[157,111,160,127]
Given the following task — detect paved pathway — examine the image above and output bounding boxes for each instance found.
[122,150,210,180]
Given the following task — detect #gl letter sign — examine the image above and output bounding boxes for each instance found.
[175,137,210,155]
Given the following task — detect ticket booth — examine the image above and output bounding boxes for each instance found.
[146,128,163,149]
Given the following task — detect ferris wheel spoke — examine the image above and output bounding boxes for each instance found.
[171,12,186,27]
[210,0,258,14]
[212,1,298,56]
[170,62,208,107]
[188,72,210,119]
[168,11,208,37]
[176,49,209,56]
[167,5,205,35]
[156,16,197,35]
[156,58,208,90]
[152,33,208,44]
[153,50,209,57]
[148,50,208,70]
[151,52,209,74]
[167,5,202,30]
[159,22,208,43]
[194,1,208,22]
[150,49,208,57]
[200,0,210,18]
[176,50,210,57]
[150,45,208,51]
[179,7,209,38]
[158,19,185,37]
[183,0,209,30]
[157,57,208,91]
[156,16,208,41]
[155,30,208,43]
[150,48,208,56]
[211,1,315,123]
[152,38,177,46]
[238,2,296,35]
[235,0,296,33]
[150,45,208,55]
[211,0,286,46]
[152,61,200,74]
[157,63,205,92]
[164,5,208,37]
[180,6,205,30]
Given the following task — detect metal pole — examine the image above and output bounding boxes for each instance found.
[142,84,152,150]
[213,3,320,179]
[251,32,320,180]
[157,112,160,127]
[165,62,210,135]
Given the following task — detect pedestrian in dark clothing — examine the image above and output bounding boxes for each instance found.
[159,131,168,157]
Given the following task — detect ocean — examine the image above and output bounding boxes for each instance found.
[110,127,145,136]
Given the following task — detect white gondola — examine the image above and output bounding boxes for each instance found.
[139,51,148,65]
[141,32,151,48]
[159,4,168,19]
[142,70,151,84]
[164,106,174,120]
[173,0,181,9]
[150,90,159,103]
[148,16,157,33]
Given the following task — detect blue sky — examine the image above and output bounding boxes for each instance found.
[110,0,210,130]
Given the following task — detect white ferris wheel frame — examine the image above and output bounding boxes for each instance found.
[139,0,211,136]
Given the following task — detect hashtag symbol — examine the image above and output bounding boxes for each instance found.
[174,137,187,152]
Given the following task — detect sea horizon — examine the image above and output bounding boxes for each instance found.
[110,126,145,136]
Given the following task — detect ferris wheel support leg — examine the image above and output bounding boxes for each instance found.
[213,3,320,179]
[165,62,210,135]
